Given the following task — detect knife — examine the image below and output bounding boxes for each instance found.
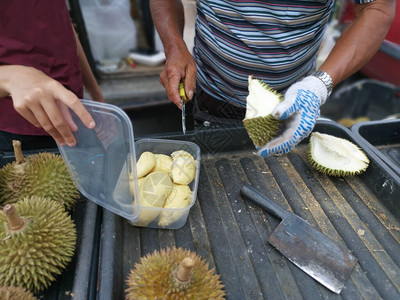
[179,80,187,134]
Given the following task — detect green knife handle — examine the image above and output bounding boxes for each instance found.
[240,184,291,220]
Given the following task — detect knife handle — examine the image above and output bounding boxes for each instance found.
[240,184,290,220]
[179,81,187,102]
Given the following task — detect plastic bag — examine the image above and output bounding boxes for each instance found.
[80,0,137,63]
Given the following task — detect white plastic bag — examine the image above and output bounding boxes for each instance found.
[80,0,137,63]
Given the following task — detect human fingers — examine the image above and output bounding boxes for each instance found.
[256,113,303,157]
[51,84,95,131]
[38,95,77,146]
[58,102,78,132]
[160,71,183,108]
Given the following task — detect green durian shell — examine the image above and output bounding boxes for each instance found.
[0,152,79,210]
[243,115,282,147]
[0,286,38,300]
[0,197,76,293]
[0,162,25,206]
[307,132,370,177]
[125,247,225,300]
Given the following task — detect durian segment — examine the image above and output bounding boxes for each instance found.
[125,247,225,300]
[0,197,76,293]
[170,155,197,185]
[135,172,173,226]
[308,132,370,177]
[136,151,156,178]
[0,286,38,300]
[151,154,173,174]
[243,75,283,147]
[158,184,192,227]
[0,141,79,210]
[171,150,195,161]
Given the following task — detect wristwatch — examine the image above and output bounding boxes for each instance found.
[311,70,333,97]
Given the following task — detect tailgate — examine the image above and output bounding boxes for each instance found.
[97,120,400,299]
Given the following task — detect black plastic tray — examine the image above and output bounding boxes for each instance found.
[0,149,102,300]
[97,120,400,299]
[352,119,400,178]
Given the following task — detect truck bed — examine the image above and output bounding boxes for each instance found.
[96,120,400,300]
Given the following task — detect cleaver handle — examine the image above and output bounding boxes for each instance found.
[241,184,291,220]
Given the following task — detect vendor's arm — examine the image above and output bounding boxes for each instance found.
[0,65,95,146]
[319,0,395,86]
[73,29,105,103]
[150,0,196,107]
[259,0,395,157]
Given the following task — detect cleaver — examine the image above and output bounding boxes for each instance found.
[240,184,358,294]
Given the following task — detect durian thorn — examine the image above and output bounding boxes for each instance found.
[12,140,26,164]
[175,257,195,283]
[3,204,28,232]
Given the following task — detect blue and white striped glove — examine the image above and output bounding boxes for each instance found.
[258,76,328,157]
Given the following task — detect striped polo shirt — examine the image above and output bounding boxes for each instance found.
[194,0,335,107]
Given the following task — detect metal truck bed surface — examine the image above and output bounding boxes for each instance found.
[97,120,400,300]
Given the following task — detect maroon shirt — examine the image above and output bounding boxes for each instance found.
[0,0,83,135]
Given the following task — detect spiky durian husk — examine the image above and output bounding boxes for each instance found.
[243,116,281,147]
[0,286,38,300]
[0,152,79,210]
[243,76,283,147]
[0,162,26,206]
[308,132,369,177]
[0,197,76,293]
[125,247,225,300]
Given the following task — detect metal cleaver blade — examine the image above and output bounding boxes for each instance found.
[240,184,358,294]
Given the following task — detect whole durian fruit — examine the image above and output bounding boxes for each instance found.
[0,140,79,210]
[0,197,76,293]
[0,286,38,300]
[308,132,370,177]
[243,75,283,147]
[126,247,225,300]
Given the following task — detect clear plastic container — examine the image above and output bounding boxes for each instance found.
[58,100,200,229]
[132,139,200,229]
[58,100,139,222]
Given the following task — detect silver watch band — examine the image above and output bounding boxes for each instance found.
[311,71,333,97]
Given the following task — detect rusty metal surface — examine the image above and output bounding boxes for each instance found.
[97,120,400,300]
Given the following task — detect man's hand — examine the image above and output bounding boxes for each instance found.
[257,76,328,157]
[159,46,197,108]
[2,65,95,146]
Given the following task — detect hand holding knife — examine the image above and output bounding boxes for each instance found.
[179,80,187,134]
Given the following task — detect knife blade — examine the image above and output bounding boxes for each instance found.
[179,80,186,134]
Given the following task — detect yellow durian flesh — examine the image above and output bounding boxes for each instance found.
[134,171,173,226]
[136,152,155,178]
[171,155,196,185]
[158,184,192,227]
[171,150,195,161]
[151,154,173,174]
[243,75,283,147]
[308,132,370,177]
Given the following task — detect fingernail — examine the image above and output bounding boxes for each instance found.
[68,142,76,147]
[89,121,95,129]
[188,90,194,100]
[58,142,66,147]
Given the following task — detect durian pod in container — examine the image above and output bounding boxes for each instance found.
[0,197,76,294]
[0,140,79,210]
[134,171,173,226]
[125,247,225,299]
[0,286,38,300]
[243,75,283,147]
[158,184,192,227]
